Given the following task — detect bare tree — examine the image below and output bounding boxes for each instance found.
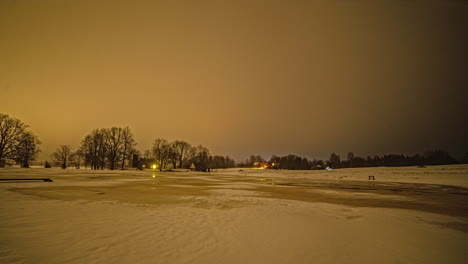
[120,126,136,170]
[105,127,123,170]
[167,143,178,169]
[327,153,341,168]
[172,140,191,168]
[150,138,171,171]
[51,145,72,169]
[69,149,84,169]
[144,149,152,159]
[80,127,136,170]
[188,145,210,171]
[13,131,41,168]
[81,135,94,169]
[81,129,107,170]
[0,113,29,167]
[347,152,355,168]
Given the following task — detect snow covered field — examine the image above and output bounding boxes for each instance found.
[1,165,467,264]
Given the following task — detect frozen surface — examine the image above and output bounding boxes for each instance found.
[0,165,467,264]
[216,165,468,187]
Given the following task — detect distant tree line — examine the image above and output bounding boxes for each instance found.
[140,139,235,171]
[0,113,41,168]
[1,113,467,170]
[326,150,459,169]
[238,154,324,170]
[49,126,138,170]
[48,133,235,171]
[241,150,462,170]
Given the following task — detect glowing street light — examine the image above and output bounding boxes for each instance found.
[151,164,157,178]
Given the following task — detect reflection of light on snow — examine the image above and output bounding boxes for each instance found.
[152,173,156,178]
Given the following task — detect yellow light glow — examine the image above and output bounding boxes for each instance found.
[151,164,157,169]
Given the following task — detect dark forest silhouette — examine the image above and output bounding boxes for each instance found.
[0,113,466,170]
[239,150,461,171]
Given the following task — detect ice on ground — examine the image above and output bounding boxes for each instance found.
[0,165,467,264]
[215,164,468,187]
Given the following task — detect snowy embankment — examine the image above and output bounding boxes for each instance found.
[0,165,467,264]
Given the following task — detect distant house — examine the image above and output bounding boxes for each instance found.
[253,162,277,169]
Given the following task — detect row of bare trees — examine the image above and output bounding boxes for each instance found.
[0,113,41,168]
[50,134,234,171]
[3,113,463,171]
[81,127,136,170]
[143,139,209,171]
[49,127,137,170]
[47,129,235,171]
[142,139,236,171]
[81,126,136,170]
[240,150,461,171]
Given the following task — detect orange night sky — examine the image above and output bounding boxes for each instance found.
[1,0,467,162]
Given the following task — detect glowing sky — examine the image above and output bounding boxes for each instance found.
[1,0,467,162]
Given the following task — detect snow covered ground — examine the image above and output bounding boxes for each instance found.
[0,165,467,263]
